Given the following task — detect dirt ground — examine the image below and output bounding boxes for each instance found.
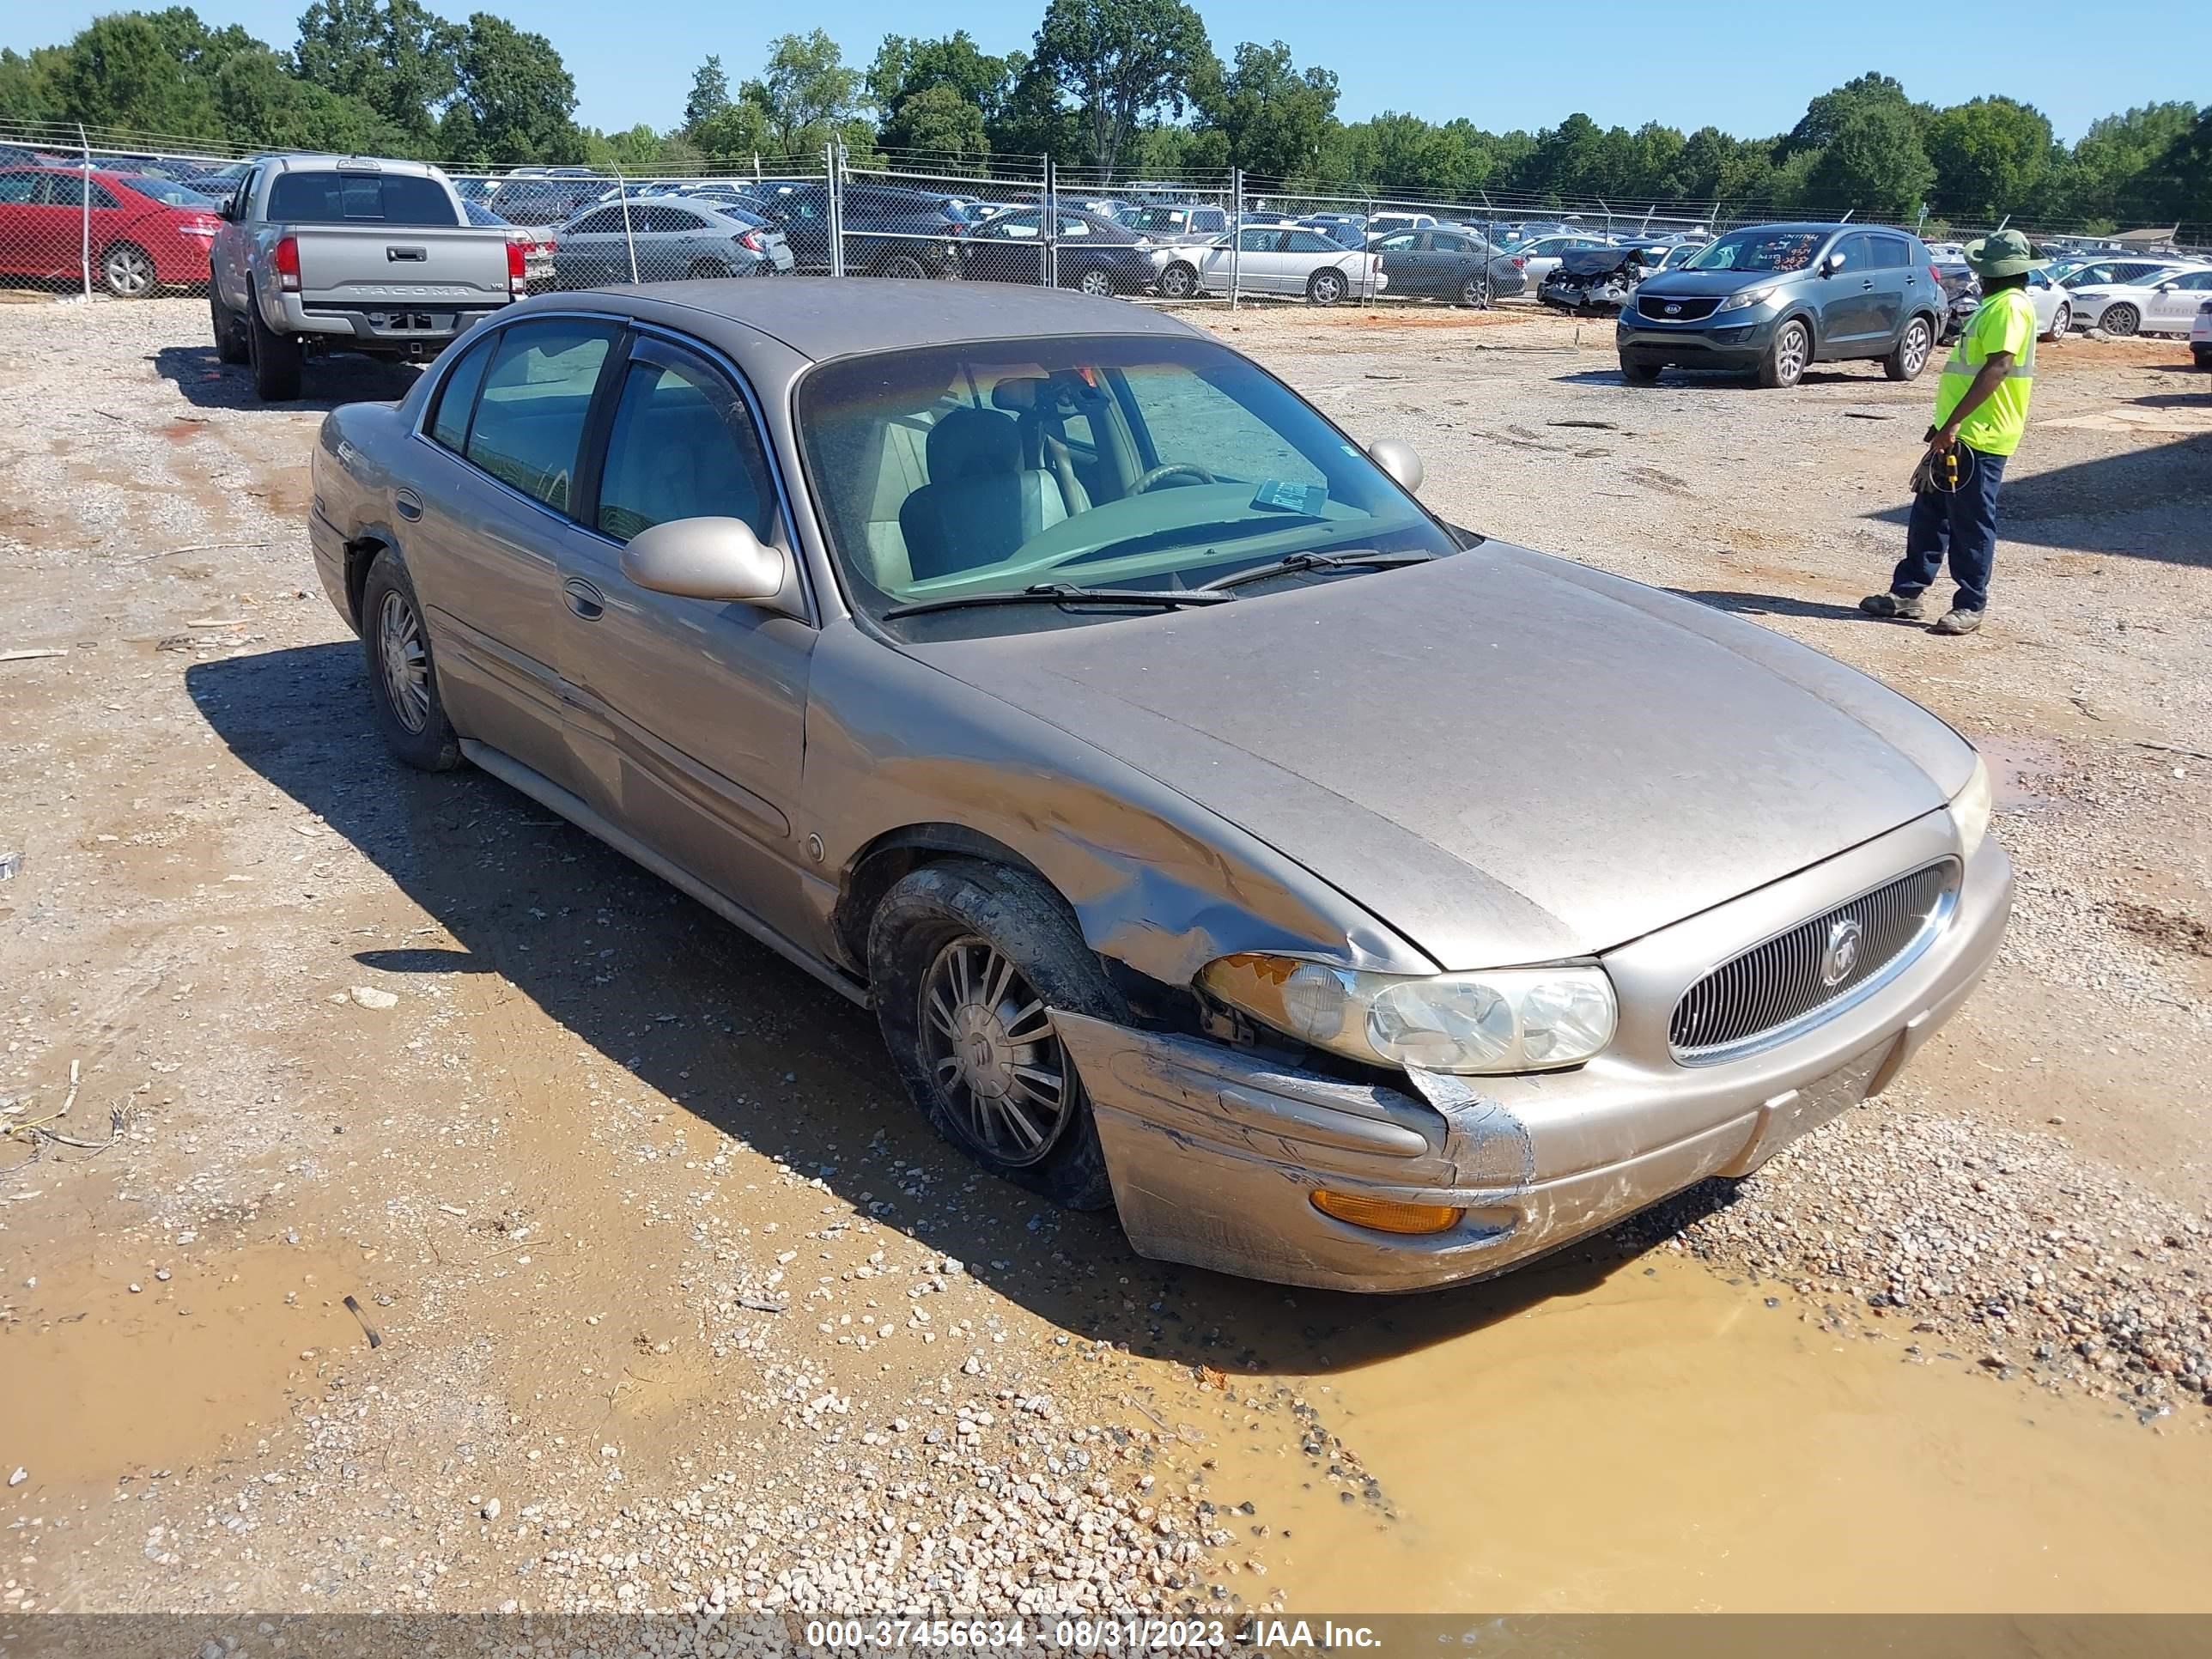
[1,295,2209,1624]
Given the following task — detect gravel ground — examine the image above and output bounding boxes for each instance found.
[0,294,2208,1619]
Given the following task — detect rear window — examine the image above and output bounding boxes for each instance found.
[267,171,459,227]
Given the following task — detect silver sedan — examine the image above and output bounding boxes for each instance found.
[309,281,2010,1291]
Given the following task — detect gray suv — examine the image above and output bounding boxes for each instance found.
[1618,222,1943,388]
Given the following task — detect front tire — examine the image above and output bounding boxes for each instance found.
[1757,318,1810,388]
[2046,303,2069,341]
[2101,303,2139,337]
[360,551,462,773]
[1620,356,1662,386]
[1307,268,1348,306]
[1156,261,1199,300]
[1884,314,1934,380]
[247,302,302,401]
[867,860,1121,1210]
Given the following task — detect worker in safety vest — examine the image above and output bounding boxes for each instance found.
[1860,228,2039,637]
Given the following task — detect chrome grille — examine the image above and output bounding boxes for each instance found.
[1669,863,1956,1064]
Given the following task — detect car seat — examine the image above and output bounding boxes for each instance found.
[897,407,1070,581]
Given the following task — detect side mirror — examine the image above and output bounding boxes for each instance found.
[2155,281,2176,293]
[621,516,793,610]
[1821,250,1846,275]
[218,196,240,222]
[1368,437,1424,495]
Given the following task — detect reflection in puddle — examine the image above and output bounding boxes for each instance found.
[1204,1261,2212,1612]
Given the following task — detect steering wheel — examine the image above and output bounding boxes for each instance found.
[1133,462,1217,493]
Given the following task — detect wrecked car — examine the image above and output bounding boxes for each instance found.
[1539,243,1666,312]
[311,280,2012,1291]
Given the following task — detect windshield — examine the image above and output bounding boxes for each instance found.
[1687,228,1827,273]
[798,334,1458,637]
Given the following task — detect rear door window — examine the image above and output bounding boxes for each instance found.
[0,173,40,205]
[1285,231,1337,253]
[1870,234,1911,268]
[266,171,459,226]
[463,320,617,514]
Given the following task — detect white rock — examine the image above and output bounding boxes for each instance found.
[348,986,398,1011]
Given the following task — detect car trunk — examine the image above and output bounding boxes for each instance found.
[294,223,512,313]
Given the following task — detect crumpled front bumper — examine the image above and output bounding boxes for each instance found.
[1055,816,2012,1293]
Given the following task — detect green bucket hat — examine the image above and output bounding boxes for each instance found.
[1965,228,2037,279]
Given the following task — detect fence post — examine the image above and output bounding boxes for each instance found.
[615,161,640,284]
[826,143,844,278]
[1229,167,1242,310]
[78,123,92,302]
[1044,155,1056,289]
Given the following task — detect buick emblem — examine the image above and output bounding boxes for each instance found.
[1664,301,1681,314]
[1820,917,1864,988]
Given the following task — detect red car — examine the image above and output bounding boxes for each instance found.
[0,166,224,298]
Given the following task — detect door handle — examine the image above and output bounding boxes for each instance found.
[1860,279,1875,290]
[394,490,423,521]
[562,577,605,621]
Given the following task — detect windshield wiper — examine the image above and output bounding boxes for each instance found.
[1199,549,1437,592]
[884,583,1235,620]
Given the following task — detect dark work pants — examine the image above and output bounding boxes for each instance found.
[1889,442,2008,613]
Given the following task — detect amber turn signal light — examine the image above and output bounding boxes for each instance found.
[1310,1191,1463,1235]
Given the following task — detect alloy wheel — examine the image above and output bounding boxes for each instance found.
[1312,270,1346,304]
[2103,303,2138,337]
[102,246,154,299]
[2051,304,2069,338]
[918,936,1073,1168]
[1774,322,1808,384]
[1078,268,1114,297]
[1900,319,1930,376]
[376,589,432,734]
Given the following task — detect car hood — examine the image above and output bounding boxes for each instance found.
[1638,268,1814,299]
[901,546,1973,970]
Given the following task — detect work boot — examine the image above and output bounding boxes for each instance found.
[1858,592,1927,620]
[1930,608,1984,635]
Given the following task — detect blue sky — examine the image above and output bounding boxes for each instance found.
[7,0,2191,144]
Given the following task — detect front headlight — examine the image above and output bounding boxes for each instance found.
[1716,285,1778,313]
[1948,755,1992,855]
[1198,955,1616,1075]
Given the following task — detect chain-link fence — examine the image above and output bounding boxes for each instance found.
[2,119,2205,312]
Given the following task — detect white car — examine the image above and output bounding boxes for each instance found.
[2063,259,2211,336]
[2022,267,2077,340]
[2193,297,2212,368]
[1509,234,1616,290]
[1364,211,1437,237]
[1152,226,1385,304]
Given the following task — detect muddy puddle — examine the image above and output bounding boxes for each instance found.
[0,1241,363,1492]
[1199,1260,2212,1613]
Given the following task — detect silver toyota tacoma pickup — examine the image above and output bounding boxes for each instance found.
[209,154,520,401]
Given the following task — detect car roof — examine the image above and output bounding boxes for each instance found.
[556,276,1206,361]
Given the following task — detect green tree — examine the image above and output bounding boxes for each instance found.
[739,30,861,155]
[216,46,415,154]
[1785,71,1912,155]
[867,32,1013,126]
[2148,107,2212,227]
[1806,99,1934,216]
[0,46,71,126]
[987,52,1077,158]
[292,0,460,145]
[447,11,579,165]
[1923,96,2053,217]
[688,99,772,163]
[1194,40,1337,181]
[683,55,729,131]
[1030,0,1214,175]
[57,13,222,138]
[880,82,988,157]
[2059,101,2199,220]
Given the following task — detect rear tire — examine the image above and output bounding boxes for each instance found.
[1307,268,1347,306]
[1075,266,1115,298]
[1884,314,1934,381]
[100,241,156,299]
[1620,356,1662,386]
[1757,318,1810,388]
[878,252,927,281]
[867,859,1121,1211]
[1459,274,1489,307]
[2195,346,2212,370]
[210,286,249,364]
[2101,303,2139,337]
[247,302,302,401]
[686,258,730,280]
[1157,261,1199,300]
[360,550,463,774]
